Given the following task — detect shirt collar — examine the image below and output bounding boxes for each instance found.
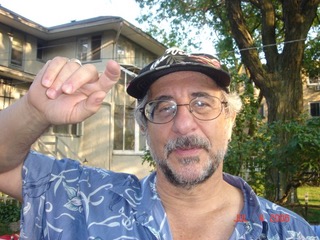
[223,173,267,239]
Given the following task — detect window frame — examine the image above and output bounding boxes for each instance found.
[77,35,102,62]
[112,67,146,154]
[51,123,84,137]
[10,34,24,67]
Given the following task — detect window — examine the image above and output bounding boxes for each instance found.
[116,45,125,62]
[37,42,44,60]
[0,79,24,110]
[307,76,320,85]
[91,35,101,60]
[52,123,83,137]
[10,35,23,66]
[310,102,320,117]
[77,35,101,61]
[78,38,89,61]
[113,69,146,152]
[0,79,14,110]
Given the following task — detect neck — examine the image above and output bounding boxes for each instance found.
[155,166,244,240]
[156,166,233,213]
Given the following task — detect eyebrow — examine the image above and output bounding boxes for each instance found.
[191,92,212,98]
[152,92,217,101]
[153,95,174,101]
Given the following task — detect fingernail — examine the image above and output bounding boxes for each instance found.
[42,79,51,87]
[46,88,56,99]
[95,98,104,104]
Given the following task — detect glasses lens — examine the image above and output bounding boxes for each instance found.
[190,96,222,120]
[145,100,176,123]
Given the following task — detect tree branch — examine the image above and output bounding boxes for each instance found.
[225,0,266,89]
[259,0,278,70]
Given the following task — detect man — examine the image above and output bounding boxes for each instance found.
[0,48,318,239]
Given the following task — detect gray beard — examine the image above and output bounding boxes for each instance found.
[148,135,226,190]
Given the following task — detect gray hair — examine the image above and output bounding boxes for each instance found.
[134,89,242,133]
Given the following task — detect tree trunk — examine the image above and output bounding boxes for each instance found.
[225,0,319,202]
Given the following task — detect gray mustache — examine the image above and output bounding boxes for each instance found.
[165,135,211,157]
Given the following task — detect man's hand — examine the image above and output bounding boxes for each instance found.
[26,57,120,125]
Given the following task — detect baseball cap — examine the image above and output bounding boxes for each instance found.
[126,47,231,99]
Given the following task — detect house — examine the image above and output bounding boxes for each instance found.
[0,5,166,178]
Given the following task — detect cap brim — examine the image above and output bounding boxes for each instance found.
[127,63,231,99]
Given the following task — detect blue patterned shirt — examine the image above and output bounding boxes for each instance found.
[20,151,318,239]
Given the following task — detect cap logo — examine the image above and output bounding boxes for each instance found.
[150,47,222,71]
[150,47,188,70]
[190,55,222,69]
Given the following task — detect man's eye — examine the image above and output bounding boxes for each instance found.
[194,100,210,108]
[157,104,175,113]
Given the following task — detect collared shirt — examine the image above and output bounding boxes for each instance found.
[21,151,318,239]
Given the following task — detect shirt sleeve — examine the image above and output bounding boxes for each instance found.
[21,151,86,239]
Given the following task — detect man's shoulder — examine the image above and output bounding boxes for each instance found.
[23,150,143,193]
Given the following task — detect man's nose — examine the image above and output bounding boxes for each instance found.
[171,104,197,135]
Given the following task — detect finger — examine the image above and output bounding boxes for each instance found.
[41,57,69,88]
[45,58,84,99]
[32,60,51,88]
[61,64,99,94]
[98,60,121,91]
[60,60,120,96]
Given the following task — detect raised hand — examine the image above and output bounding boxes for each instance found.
[26,57,120,125]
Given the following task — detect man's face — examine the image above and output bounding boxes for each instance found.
[145,71,234,189]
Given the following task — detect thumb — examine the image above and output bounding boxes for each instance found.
[99,60,121,91]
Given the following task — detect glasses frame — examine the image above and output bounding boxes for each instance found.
[139,96,228,124]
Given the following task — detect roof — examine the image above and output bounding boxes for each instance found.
[0,5,166,56]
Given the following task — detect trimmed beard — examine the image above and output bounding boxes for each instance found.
[148,135,227,190]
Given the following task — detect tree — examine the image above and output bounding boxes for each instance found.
[136,0,320,202]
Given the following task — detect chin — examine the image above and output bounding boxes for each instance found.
[160,158,218,189]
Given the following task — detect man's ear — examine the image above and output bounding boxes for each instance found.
[139,125,147,135]
[225,111,237,140]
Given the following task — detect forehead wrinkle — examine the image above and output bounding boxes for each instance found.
[191,91,211,98]
[153,95,174,101]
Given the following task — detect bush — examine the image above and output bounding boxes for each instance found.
[0,202,21,224]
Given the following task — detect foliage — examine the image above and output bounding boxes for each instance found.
[135,1,319,71]
[0,202,21,223]
[227,72,320,194]
[225,112,320,200]
[141,149,156,171]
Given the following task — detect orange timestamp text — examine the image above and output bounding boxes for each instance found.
[234,213,290,223]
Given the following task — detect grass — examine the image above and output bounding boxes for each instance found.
[297,185,320,206]
[285,185,320,224]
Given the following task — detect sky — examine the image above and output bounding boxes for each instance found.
[0,0,216,53]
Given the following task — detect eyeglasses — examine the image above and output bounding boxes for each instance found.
[140,96,228,124]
